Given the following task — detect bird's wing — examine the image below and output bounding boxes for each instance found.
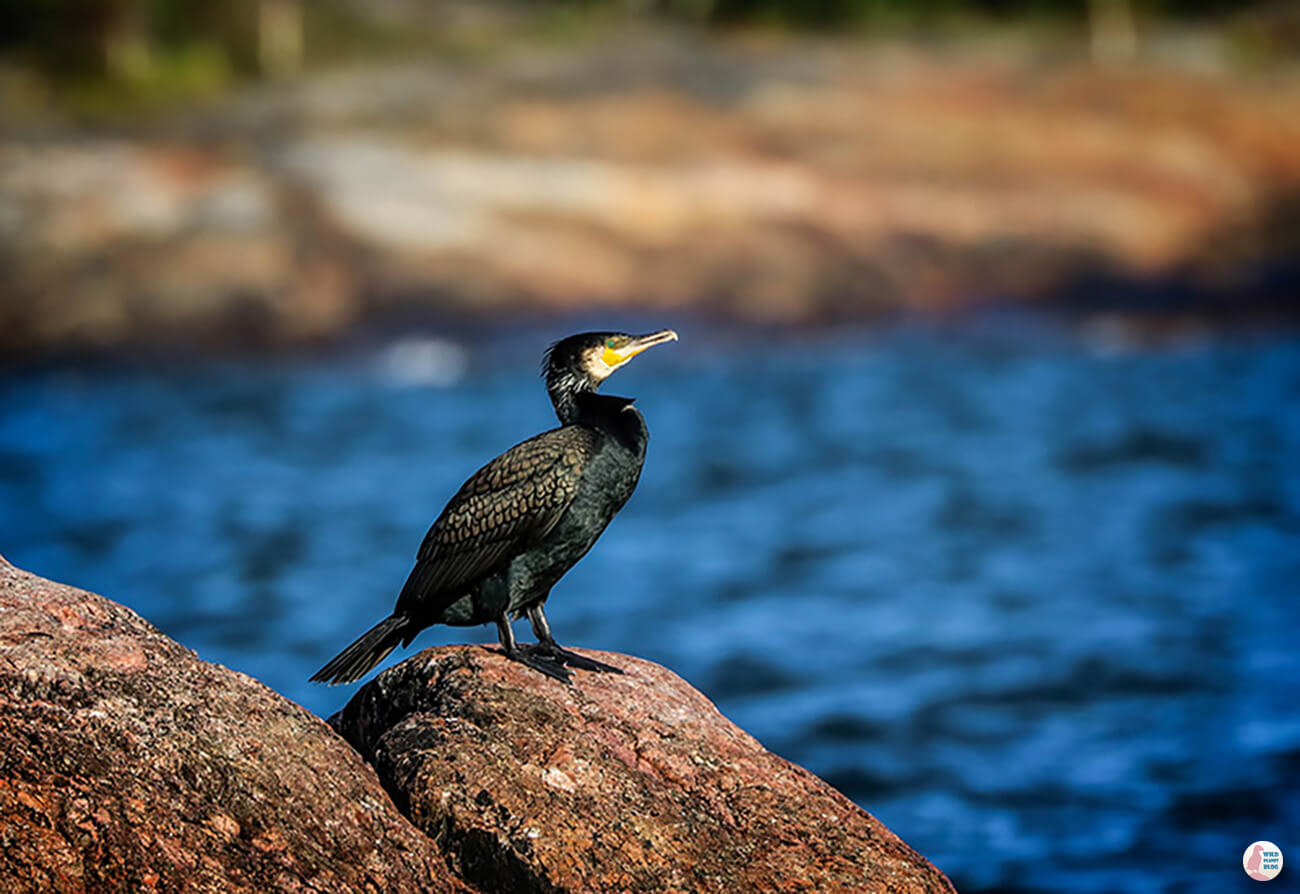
[395,426,598,616]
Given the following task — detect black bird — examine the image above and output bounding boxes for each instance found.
[311,329,678,685]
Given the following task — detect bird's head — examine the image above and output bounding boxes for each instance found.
[543,329,678,421]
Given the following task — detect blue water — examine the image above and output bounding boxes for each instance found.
[2,321,1297,893]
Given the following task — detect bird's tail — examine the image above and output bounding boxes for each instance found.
[310,615,409,685]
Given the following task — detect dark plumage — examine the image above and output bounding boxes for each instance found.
[311,329,678,685]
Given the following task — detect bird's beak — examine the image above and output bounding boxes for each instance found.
[609,329,678,366]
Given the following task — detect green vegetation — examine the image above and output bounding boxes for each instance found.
[0,0,1288,116]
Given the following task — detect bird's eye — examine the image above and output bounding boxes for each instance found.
[605,337,617,348]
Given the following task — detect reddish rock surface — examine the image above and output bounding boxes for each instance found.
[0,555,953,892]
[331,644,957,894]
[0,556,468,893]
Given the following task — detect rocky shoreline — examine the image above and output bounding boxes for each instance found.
[3,39,1298,361]
[0,555,955,892]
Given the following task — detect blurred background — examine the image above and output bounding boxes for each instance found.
[2,2,1299,892]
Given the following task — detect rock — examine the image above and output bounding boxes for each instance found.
[330,645,956,894]
[0,557,468,893]
[0,555,954,891]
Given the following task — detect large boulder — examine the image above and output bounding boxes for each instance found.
[0,556,467,893]
[331,644,956,894]
[0,555,954,893]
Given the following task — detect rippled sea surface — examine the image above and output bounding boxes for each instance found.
[3,321,1298,893]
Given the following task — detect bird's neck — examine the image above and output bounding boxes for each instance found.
[549,380,638,431]
[571,391,646,455]
[547,369,599,424]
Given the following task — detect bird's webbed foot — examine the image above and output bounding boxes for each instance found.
[505,646,574,683]
[518,608,623,675]
[496,615,573,683]
[531,642,624,675]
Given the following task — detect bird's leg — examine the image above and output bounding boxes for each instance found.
[496,614,572,683]
[525,605,624,675]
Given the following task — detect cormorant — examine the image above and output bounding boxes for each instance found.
[311,329,678,685]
